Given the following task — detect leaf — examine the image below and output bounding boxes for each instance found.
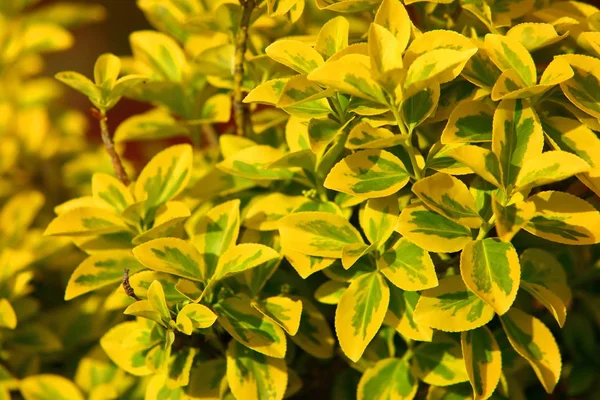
[114,108,188,142]
[0,190,44,244]
[291,297,335,359]
[226,340,287,400]
[130,30,186,82]
[342,243,375,270]
[324,149,410,198]
[402,82,440,131]
[515,150,590,190]
[129,271,189,303]
[414,276,495,332]
[44,207,129,236]
[91,173,134,214]
[217,145,294,181]
[462,51,502,90]
[520,249,572,327]
[357,358,418,400]
[506,23,566,52]
[346,122,404,150]
[524,191,600,245]
[441,101,494,144]
[215,295,287,358]
[449,145,502,187]
[254,296,302,336]
[460,238,520,315]
[404,49,477,92]
[100,321,155,376]
[123,300,163,326]
[213,243,280,281]
[134,144,193,210]
[461,326,502,400]
[360,195,399,246]
[278,211,362,258]
[282,249,336,279]
[413,333,469,386]
[187,359,226,399]
[492,197,535,243]
[315,16,349,59]
[133,238,205,282]
[277,75,333,118]
[21,375,84,400]
[0,300,16,330]
[65,251,144,300]
[244,78,286,105]
[378,237,438,291]
[396,202,473,253]
[307,54,386,103]
[147,280,171,323]
[315,281,348,304]
[55,71,100,103]
[484,34,536,87]
[559,54,600,119]
[266,40,324,74]
[244,194,308,231]
[412,172,482,229]
[368,23,404,92]
[500,308,562,393]
[492,99,544,192]
[190,199,240,279]
[335,271,390,362]
[385,287,433,342]
[374,0,411,52]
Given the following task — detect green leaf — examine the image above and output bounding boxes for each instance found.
[461,326,502,400]
[460,238,520,315]
[449,145,502,188]
[441,100,494,144]
[413,333,469,386]
[484,34,536,86]
[414,276,495,332]
[254,296,303,336]
[336,271,390,362]
[385,286,433,342]
[402,82,440,131]
[559,54,600,119]
[55,71,100,104]
[378,237,438,291]
[357,358,418,400]
[217,145,294,181]
[212,243,280,281]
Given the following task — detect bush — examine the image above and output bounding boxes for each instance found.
[2,0,600,399]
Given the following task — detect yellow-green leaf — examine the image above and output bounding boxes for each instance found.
[277,75,333,118]
[402,82,440,131]
[92,173,134,213]
[21,375,84,400]
[368,23,404,89]
[226,339,287,400]
[217,145,294,181]
[324,149,410,198]
[315,280,348,305]
[335,271,390,362]
[492,197,535,243]
[558,54,600,119]
[0,299,16,330]
[374,0,411,53]
[278,211,362,258]
[266,40,324,74]
[187,359,226,399]
[461,326,502,400]
[500,308,562,393]
[413,333,469,386]
[130,30,186,82]
[396,202,473,253]
[133,238,205,282]
[515,150,590,190]
[282,248,336,279]
[441,101,494,144]
[100,321,155,376]
[405,48,477,92]
[44,207,129,237]
[123,300,163,325]
[134,144,193,210]
[378,237,438,291]
[385,287,433,342]
[484,34,536,87]
[492,99,544,191]
[520,249,572,327]
[524,191,600,245]
[460,239,520,315]
[254,296,302,336]
[212,243,280,281]
[414,276,495,332]
[244,194,308,231]
[506,23,566,52]
[346,122,404,150]
[176,304,217,335]
[315,16,349,59]
[360,195,399,246]
[215,295,287,358]
[357,358,418,400]
[113,107,188,142]
[449,145,502,187]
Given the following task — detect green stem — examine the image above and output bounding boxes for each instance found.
[233,0,255,137]
[401,349,413,362]
[97,109,130,186]
[476,214,497,240]
[389,101,422,180]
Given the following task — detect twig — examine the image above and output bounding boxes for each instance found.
[123,268,141,301]
[92,108,130,186]
[233,0,256,137]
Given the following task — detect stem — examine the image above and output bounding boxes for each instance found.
[202,124,219,147]
[476,214,497,240]
[389,102,422,180]
[123,268,141,301]
[233,0,255,137]
[94,109,130,186]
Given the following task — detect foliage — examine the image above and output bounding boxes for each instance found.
[2,0,600,399]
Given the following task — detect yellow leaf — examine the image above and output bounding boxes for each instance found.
[461,326,502,400]
[378,237,438,291]
[265,39,324,74]
[413,333,469,386]
[217,145,293,181]
[492,196,535,243]
[368,23,404,89]
[449,145,501,187]
[92,173,134,213]
[441,100,493,144]
[405,48,477,92]
[133,238,205,281]
[374,0,411,53]
[360,195,399,246]
[385,287,433,342]
[44,207,129,237]
[347,121,405,150]
[281,248,336,279]
[357,358,418,400]
[244,193,308,231]
[460,239,520,315]
[558,54,600,119]
[315,16,349,59]
[21,375,84,400]
[500,308,562,393]
[484,34,536,87]
[254,296,302,335]
[0,299,16,330]
[516,150,590,190]
[506,23,567,52]
[176,304,217,334]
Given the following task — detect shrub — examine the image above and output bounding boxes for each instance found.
[2,0,600,399]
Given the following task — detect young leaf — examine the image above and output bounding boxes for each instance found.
[278,211,363,258]
[520,249,572,327]
[460,238,520,315]
[212,243,280,281]
[500,308,562,393]
[134,144,193,210]
[55,71,100,104]
[404,49,477,92]
[335,271,390,362]
[346,122,404,150]
[396,202,473,253]
[226,340,288,400]
[357,358,418,400]
[130,30,186,82]
[524,191,600,245]
[100,321,155,376]
[282,248,336,279]
[133,238,205,282]
[412,172,482,229]
[492,99,544,191]
[461,326,502,400]
[378,237,438,291]
[113,108,189,142]
[176,304,216,334]
[413,334,469,386]
[324,149,410,198]
[368,23,404,86]
[414,275,495,332]
[374,0,411,53]
[91,173,134,213]
[441,100,494,144]
[215,295,287,359]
